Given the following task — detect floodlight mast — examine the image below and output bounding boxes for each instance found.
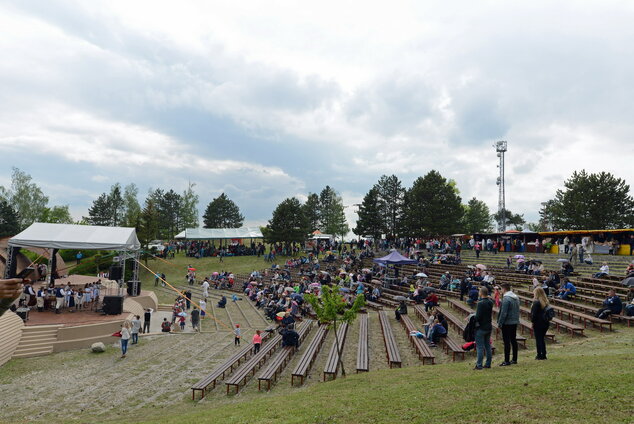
[494,140,508,232]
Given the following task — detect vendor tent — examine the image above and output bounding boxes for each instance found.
[373,250,418,265]
[9,223,140,251]
[174,227,263,240]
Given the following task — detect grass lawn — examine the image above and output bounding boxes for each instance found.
[138,253,281,304]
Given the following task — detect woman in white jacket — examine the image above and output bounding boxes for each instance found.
[120,320,132,358]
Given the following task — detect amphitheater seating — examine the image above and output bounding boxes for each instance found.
[291,324,328,385]
[378,310,402,368]
[356,313,369,372]
[225,333,283,394]
[323,322,349,381]
[399,315,435,364]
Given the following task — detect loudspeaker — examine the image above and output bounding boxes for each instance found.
[126,280,141,297]
[102,295,124,315]
[109,265,123,281]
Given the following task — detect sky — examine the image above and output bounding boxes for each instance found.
[1,0,634,235]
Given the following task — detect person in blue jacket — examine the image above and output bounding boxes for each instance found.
[557,279,576,300]
[595,289,622,319]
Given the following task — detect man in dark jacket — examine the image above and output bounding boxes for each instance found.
[474,287,493,370]
[498,283,520,366]
[595,290,623,319]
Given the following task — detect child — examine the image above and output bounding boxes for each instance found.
[179,315,186,331]
[234,324,241,346]
[199,299,206,319]
[494,286,501,308]
[252,329,262,354]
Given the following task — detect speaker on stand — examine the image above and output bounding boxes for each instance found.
[102,295,124,315]
[126,281,141,297]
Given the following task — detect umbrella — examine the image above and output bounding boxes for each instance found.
[621,277,634,287]
[362,268,371,273]
[212,271,219,275]
[339,287,351,293]
[320,271,330,275]
[557,258,569,263]
[394,295,408,301]
[177,312,187,317]
[467,265,475,269]
[290,293,303,300]
[475,264,487,270]
[513,255,525,259]
[416,272,428,278]
[276,311,286,317]
[188,267,196,271]
[309,282,321,288]
[516,258,525,263]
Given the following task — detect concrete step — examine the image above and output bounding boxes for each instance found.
[18,334,57,343]
[19,329,59,338]
[14,340,56,351]
[12,346,54,358]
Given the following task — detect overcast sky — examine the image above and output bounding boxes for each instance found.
[1,0,634,233]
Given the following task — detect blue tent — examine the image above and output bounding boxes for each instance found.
[373,250,417,265]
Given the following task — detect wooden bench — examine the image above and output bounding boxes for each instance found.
[225,333,282,394]
[191,326,274,400]
[413,305,466,361]
[516,294,604,332]
[291,324,328,385]
[258,320,313,391]
[400,315,435,364]
[323,322,349,381]
[356,313,369,372]
[365,300,384,310]
[378,310,402,368]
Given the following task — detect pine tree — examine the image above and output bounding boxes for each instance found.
[263,197,309,244]
[303,193,321,233]
[318,186,349,239]
[108,183,125,227]
[354,187,383,240]
[0,199,20,237]
[122,183,141,228]
[85,193,112,226]
[375,175,405,239]
[180,182,199,229]
[202,193,244,228]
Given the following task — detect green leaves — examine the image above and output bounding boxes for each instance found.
[202,193,244,228]
[264,197,310,244]
[305,285,365,326]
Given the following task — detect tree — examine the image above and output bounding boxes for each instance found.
[40,205,74,224]
[302,193,321,233]
[159,189,183,239]
[353,187,383,240]
[404,170,464,236]
[122,183,142,228]
[108,183,125,227]
[318,186,349,239]
[0,198,20,237]
[493,209,526,231]
[462,198,492,234]
[305,285,365,378]
[180,182,199,229]
[203,193,244,228]
[85,193,112,226]
[537,200,557,231]
[375,175,405,238]
[138,197,160,263]
[0,167,49,230]
[263,197,310,244]
[547,170,634,230]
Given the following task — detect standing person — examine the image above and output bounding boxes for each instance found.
[142,308,152,333]
[120,320,131,358]
[474,287,493,370]
[474,242,481,259]
[54,284,65,314]
[252,329,262,354]
[234,324,241,346]
[199,299,207,319]
[531,287,550,360]
[497,283,520,366]
[201,279,210,299]
[184,290,192,310]
[131,315,141,344]
[191,307,200,332]
[36,286,45,312]
[76,251,83,264]
[563,236,570,254]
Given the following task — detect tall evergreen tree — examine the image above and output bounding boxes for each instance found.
[180,182,199,229]
[353,187,382,240]
[303,193,321,233]
[122,183,141,228]
[202,193,244,228]
[138,197,160,248]
[404,170,464,236]
[547,170,634,229]
[0,198,20,237]
[462,198,492,234]
[0,167,49,230]
[375,174,405,238]
[263,197,310,244]
[85,193,112,226]
[318,186,349,239]
[108,183,125,227]
[159,189,183,239]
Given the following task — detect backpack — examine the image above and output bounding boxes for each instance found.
[542,305,556,322]
[463,314,477,342]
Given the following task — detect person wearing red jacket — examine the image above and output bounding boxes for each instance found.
[424,292,439,312]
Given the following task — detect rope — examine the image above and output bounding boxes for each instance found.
[134,258,232,331]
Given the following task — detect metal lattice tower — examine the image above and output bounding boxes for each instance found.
[495,140,508,232]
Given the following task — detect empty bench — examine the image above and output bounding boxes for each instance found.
[225,333,282,394]
[356,313,369,372]
[191,326,274,400]
[258,320,314,391]
[291,324,329,385]
[378,310,402,368]
[323,322,349,381]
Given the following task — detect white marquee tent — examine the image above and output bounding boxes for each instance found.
[174,227,263,240]
[9,223,141,251]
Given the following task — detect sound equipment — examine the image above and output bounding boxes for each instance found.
[109,265,123,281]
[127,281,141,297]
[102,295,124,315]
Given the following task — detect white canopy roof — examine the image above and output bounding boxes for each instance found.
[9,223,141,251]
[174,227,263,240]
